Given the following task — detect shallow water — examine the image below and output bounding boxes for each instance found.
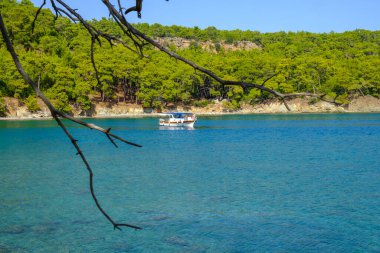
[0,114,379,252]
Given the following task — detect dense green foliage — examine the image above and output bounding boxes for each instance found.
[1,0,380,112]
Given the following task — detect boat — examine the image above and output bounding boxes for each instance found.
[158,112,197,127]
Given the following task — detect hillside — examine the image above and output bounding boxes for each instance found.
[1,0,380,117]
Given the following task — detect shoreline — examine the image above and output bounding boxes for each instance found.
[2,95,380,121]
[2,110,380,121]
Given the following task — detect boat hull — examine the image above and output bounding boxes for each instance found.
[158,112,197,128]
[159,120,195,127]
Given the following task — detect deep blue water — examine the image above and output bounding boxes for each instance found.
[0,114,379,252]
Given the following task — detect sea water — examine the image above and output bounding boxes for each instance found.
[0,114,379,252]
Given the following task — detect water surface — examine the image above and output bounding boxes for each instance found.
[1,114,379,252]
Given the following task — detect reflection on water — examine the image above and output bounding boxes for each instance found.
[158,126,195,131]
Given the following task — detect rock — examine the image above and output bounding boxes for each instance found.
[93,102,144,116]
[1,96,380,119]
[154,37,261,53]
[348,95,380,112]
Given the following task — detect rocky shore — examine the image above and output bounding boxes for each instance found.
[1,96,380,120]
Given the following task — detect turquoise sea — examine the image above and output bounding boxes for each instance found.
[0,114,379,252]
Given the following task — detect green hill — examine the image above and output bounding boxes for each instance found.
[1,0,379,114]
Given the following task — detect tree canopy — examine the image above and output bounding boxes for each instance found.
[1,0,379,113]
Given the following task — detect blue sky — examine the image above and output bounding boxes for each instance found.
[30,0,380,33]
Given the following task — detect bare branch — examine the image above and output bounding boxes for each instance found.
[281,98,291,111]
[0,14,141,230]
[99,0,291,106]
[54,116,140,230]
[50,0,141,53]
[107,10,146,56]
[124,0,143,18]
[56,7,79,22]
[31,0,46,34]
[49,0,59,20]
[97,0,342,111]
[106,128,118,148]
[261,72,280,86]
[90,36,103,97]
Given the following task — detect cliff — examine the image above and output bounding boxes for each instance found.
[154,37,261,53]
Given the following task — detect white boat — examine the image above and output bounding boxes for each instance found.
[159,112,197,127]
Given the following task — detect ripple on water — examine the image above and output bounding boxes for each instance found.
[0,225,27,235]
[1,114,380,252]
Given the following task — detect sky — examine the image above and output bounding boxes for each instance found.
[30,0,380,33]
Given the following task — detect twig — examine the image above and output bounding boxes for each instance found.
[0,14,141,230]
[100,0,291,106]
[50,0,326,111]
[90,36,103,97]
[99,0,343,111]
[31,0,46,34]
